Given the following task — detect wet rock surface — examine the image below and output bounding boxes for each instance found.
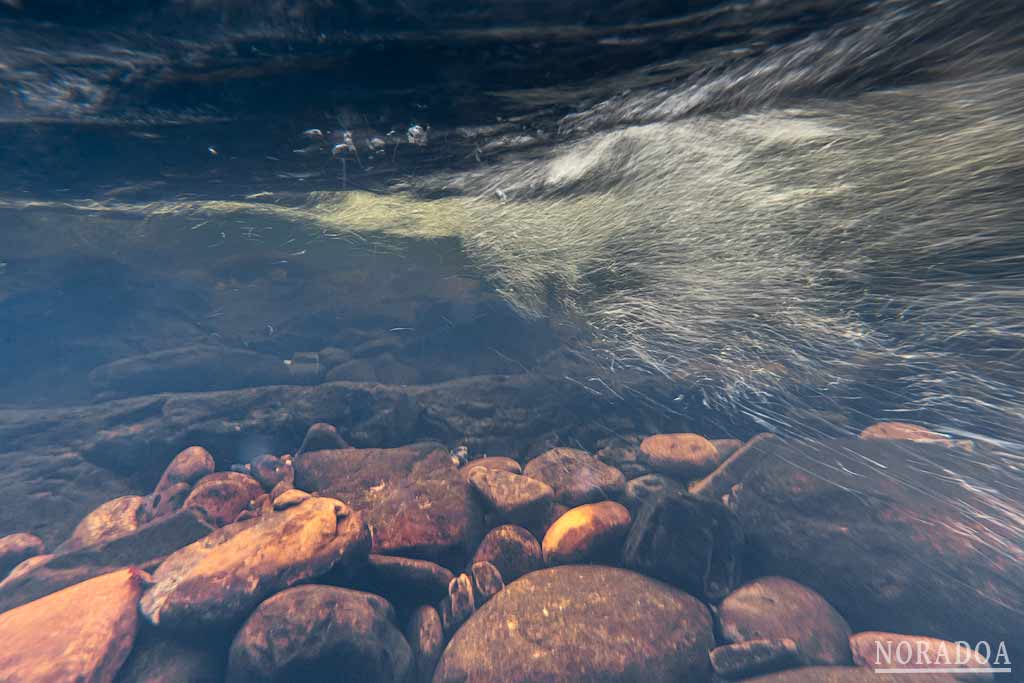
[710,638,801,680]
[294,442,482,568]
[0,532,44,578]
[717,577,853,666]
[57,494,152,552]
[182,471,264,526]
[434,565,715,683]
[227,585,413,683]
[0,374,627,545]
[541,500,631,565]
[467,467,554,526]
[354,553,455,608]
[0,508,212,614]
[154,446,216,495]
[0,567,145,683]
[89,345,291,398]
[140,497,369,630]
[622,489,744,602]
[115,625,228,683]
[640,432,723,479]
[406,605,444,683]
[470,524,543,583]
[730,438,1024,645]
[522,447,626,507]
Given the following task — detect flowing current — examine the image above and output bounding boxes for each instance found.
[0,0,1022,670]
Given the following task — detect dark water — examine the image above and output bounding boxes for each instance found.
[0,1,1022,681]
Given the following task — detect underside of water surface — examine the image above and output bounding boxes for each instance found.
[0,1,1022,682]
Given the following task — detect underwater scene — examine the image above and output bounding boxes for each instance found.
[0,0,1022,681]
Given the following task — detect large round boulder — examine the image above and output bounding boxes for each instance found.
[433,565,714,683]
[227,585,412,683]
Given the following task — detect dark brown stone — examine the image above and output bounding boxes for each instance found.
[226,585,412,683]
[149,482,191,518]
[710,639,801,680]
[622,473,687,513]
[622,490,744,602]
[467,468,553,525]
[640,433,723,479]
[183,471,264,527]
[717,577,852,666]
[405,605,444,683]
[297,422,350,455]
[115,625,228,683]
[688,432,775,500]
[0,533,44,578]
[249,454,291,491]
[729,438,1024,646]
[294,442,483,568]
[471,525,542,583]
[358,553,455,607]
[434,565,715,683]
[523,447,626,506]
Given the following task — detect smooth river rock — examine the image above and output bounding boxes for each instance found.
[523,447,626,506]
[541,500,631,565]
[433,565,715,683]
[227,585,412,683]
[0,567,145,683]
[140,497,370,630]
[294,442,483,568]
[0,532,45,578]
[470,524,543,583]
[741,666,959,682]
[717,576,853,666]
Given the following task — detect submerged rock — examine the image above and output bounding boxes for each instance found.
[353,553,455,607]
[522,447,626,506]
[115,625,228,683]
[0,508,212,614]
[140,497,369,630]
[433,565,715,683]
[470,524,542,583]
[468,560,504,604]
[406,605,444,683]
[296,422,349,455]
[717,577,852,666]
[0,532,44,578]
[294,442,482,568]
[729,438,1024,645]
[460,456,522,478]
[622,490,744,602]
[541,501,631,565]
[710,639,801,680]
[467,467,554,526]
[640,432,723,479]
[88,344,291,397]
[0,567,145,683]
[182,471,264,526]
[227,585,412,683]
[154,446,216,495]
[57,494,152,552]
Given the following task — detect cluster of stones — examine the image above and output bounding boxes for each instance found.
[0,420,1014,682]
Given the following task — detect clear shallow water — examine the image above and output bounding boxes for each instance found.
[0,1,1022,682]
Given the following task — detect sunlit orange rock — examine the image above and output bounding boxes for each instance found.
[542,501,631,565]
[0,567,145,683]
